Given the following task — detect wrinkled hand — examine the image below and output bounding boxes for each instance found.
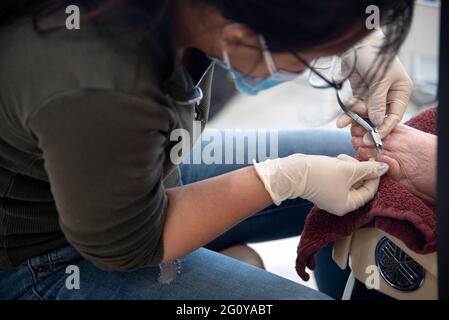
[351,123,437,202]
[254,154,389,216]
[338,30,413,138]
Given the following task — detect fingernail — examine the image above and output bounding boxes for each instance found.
[363,133,374,146]
[372,113,383,127]
[377,163,389,175]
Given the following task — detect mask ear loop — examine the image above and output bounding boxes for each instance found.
[259,35,278,75]
[222,48,232,70]
[221,37,251,86]
[221,24,263,87]
[221,23,246,70]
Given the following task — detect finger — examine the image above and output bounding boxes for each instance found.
[337,154,358,163]
[377,112,402,138]
[376,155,402,181]
[351,136,366,149]
[342,155,366,189]
[349,71,369,98]
[338,156,384,185]
[348,176,381,210]
[357,131,383,148]
[357,147,378,160]
[345,98,368,116]
[367,80,389,127]
[377,81,411,137]
[352,160,389,181]
[336,114,353,128]
[336,99,367,129]
[379,80,413,131]
[350,124,365,137]
[363,133,374,146]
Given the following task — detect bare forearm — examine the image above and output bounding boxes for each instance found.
[161,166,272,262]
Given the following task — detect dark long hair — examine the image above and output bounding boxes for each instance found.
[1,0,413,81]
[1,0,413,51]
[0,0,171,34]
[206,0,414,85]
[213,1,414,56]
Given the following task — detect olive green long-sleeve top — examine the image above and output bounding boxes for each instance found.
[0,5,214,271]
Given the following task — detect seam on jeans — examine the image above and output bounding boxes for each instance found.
[54,247,63,262]
[47,252,54,266]
[30,287,44,301]
[26,259,44,300]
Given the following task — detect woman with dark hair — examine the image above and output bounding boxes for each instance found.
[0,0,414,299]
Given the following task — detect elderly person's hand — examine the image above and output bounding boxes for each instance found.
[351,122,437,203]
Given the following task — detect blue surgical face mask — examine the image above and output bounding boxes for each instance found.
[215,59,300,96]
[215,34,304,96]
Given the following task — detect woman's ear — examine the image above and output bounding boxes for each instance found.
[221,23,258,53]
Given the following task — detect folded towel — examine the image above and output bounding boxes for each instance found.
[296,108,437,281]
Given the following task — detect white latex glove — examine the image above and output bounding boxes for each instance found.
[337,30,413,140]
[253,154,389,216]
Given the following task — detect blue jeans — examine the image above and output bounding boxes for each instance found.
[0,129,354,300]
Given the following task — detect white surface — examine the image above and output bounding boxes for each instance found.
[209,77,340,130]
[248,237,318,290]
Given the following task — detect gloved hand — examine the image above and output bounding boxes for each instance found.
[337,30,413,140]
[253,154,389,216]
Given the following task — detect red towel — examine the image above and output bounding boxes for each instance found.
[295,108,437,281]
